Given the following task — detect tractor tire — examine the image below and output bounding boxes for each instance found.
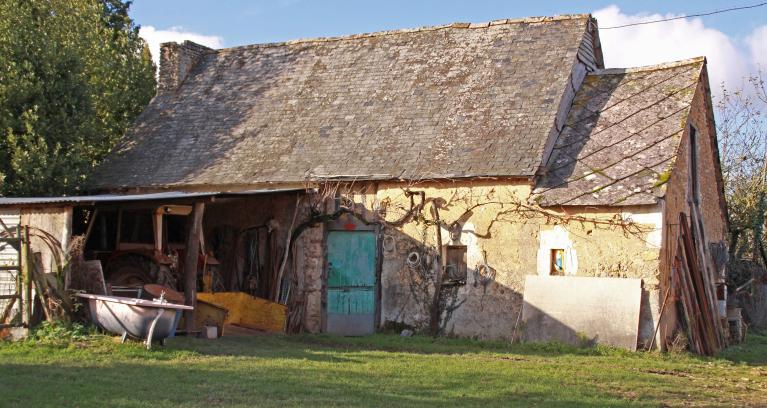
[105,255,155,287]
[156,264,178,290]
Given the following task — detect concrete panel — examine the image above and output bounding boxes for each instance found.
[522,275,641,350]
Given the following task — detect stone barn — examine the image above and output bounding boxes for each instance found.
[77,14,728,352]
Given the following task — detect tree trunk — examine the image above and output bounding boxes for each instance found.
[729,229,740,257]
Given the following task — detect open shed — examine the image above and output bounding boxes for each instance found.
[0,188,316,336]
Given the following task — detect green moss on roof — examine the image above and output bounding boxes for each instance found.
[534,59,704,207]
[652,170,672,188]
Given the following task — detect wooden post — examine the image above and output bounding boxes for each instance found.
[183,202,205,334]
[21,225,31,328]
[153,209,163,253]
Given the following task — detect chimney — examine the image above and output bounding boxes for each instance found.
[158,40,212,94]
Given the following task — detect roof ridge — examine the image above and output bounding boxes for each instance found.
[210,14,592,52]
[593,57,706,75]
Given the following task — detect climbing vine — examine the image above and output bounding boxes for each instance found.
[282,180,655,335]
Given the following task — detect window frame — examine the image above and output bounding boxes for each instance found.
[550,248,565,276]
[689,125,700,205]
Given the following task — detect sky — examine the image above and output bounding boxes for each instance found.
[130,1,767,98]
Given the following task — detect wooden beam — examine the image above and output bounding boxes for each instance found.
[183,202,205,334]
[0,216,13,237]
[115,209,122,249]
[153,209,163,253]
[23,225,31,328]
[82,209,98,247]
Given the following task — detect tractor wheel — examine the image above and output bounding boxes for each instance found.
[156,264,178,290]
[105,255,155,287]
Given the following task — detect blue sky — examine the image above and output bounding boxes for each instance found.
[130,1,767,95]
[130,1,764,46]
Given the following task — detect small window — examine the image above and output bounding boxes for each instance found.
[550,249,565,276]
[442,245,467,283]
[689,125,700,204]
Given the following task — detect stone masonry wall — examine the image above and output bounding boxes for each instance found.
[197,179,675,343]
[299,223,324,333]
[657,66,729,347]
[372,180,663,343]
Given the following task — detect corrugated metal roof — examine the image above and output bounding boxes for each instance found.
[0,188,308,206]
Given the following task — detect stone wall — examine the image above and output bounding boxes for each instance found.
[370,180,663,342]
[194,161,722,344]
[657,65,729,347]
[297,222,324,333]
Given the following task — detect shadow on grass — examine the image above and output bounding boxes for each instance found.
[2,333,757,407]
[0,345,640,408]
[170,332,630,358]
[717,332,767,366]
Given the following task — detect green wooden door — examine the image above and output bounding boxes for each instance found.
[326,230,376,335]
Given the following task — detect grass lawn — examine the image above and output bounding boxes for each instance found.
[1,331,766,407]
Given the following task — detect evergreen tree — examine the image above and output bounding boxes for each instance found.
[0,0,155,195]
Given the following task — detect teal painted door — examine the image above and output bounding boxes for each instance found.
[326,230,376,335]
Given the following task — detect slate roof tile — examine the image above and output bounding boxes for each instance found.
[533,58,704,206]
[89,15,594,190]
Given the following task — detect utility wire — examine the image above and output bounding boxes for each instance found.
[600,2,767,29]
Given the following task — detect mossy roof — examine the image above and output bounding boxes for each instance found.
[533,57,705,206]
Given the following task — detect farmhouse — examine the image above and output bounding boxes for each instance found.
[0,14,729,352]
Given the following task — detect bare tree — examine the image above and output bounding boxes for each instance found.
[717,72,767,265]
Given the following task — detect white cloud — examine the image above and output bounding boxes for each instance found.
[746,26,767,71]
[593,5,763,97]
[139,26,224,68]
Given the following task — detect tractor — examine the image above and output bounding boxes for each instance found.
[83,204,219,292]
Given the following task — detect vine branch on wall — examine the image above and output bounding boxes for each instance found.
[281,180,656,333]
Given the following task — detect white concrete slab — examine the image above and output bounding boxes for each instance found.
[522,275,642,350]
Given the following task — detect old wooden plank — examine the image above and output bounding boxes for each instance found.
[672,254,698,353]
[679,213,720,353]
[677,241,706,354]
[688,212,724,349]
[23,225,31,327]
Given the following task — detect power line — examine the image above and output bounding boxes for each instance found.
[600,2,767,30]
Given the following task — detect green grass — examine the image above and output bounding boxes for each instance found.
[1,331,766,407]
